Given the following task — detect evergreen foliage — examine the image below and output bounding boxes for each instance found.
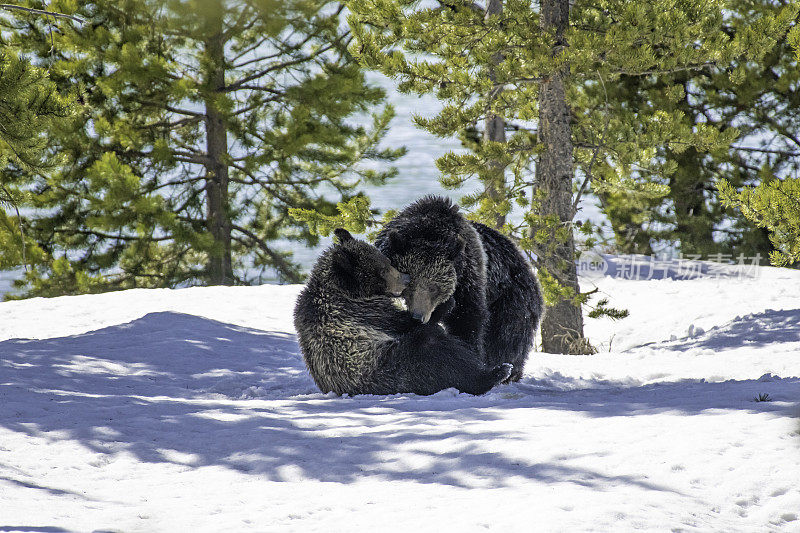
[0,46,73,273]
[586,297,629,321]
[0,0,403,295]
[789,22,800,57]
[0,52,72,171]
[597,1,800,260]
[330,0,796,352]
[715,5,800,269]
[719,176,800,266]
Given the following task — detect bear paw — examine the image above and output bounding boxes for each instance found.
[491,363,513,385]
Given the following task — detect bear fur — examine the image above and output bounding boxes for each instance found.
[375,196,544,382]
[293,228,512,395]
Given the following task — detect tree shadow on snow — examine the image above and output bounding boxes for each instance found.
[0,473,98,502]
[650,308,800,351]
[0,526,71,533]
[0,312,796,494]
[512,374,800,419]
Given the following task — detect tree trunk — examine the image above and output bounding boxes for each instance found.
[204,11,234,286]
[596,190,655,255]
[537,0,586,354]
[670,148,712,252]
[670,74,714,256]
[483,0,506,230]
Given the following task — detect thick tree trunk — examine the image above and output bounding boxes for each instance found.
[537,0,586,354]
[483,0,506,230]
[204,12,234,286]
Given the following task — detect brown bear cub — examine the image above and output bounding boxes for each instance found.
[294,228,512,396]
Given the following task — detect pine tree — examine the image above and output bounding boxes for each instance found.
[337,0,795,353]
[597,1,800,261]
[0,53,71,171]
[718,8,800,268]
[0,0,402,295]
[719,176,800,266]
[716,3,800,268]
[0,46,73,272]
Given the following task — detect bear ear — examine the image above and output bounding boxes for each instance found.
[448,235,466,259]
[333,228,354,244]
[387,229,404,251]
[331,249,357,291]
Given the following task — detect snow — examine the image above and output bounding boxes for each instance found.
[1,261,799,532]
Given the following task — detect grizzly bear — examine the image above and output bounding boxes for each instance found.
[293,228,512,395]
[375,196,543,382]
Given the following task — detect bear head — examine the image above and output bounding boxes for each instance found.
[328,228,410,298]
[382,229,464,323]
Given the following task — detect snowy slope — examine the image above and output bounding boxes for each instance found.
[1,263,799,532]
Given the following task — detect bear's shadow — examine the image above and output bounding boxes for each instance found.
[1,312,796,493]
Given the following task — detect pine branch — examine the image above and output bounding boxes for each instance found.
[612,62,718,77]
[731,145,800,157]
[132,99,205,118]
[434,0,483,15]
[221,3,256,41]
[224,33,348,92]
[0,184,28,271]
[0,4,84,23]
[230,36,273,64]
[573,71,610,214]
[51,228,173,242]
[231,225,302,283]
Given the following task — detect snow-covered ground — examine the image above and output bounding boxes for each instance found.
[1,261,799,532]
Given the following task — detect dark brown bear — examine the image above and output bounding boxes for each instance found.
[375,196,543,382]
[293,228,512,395]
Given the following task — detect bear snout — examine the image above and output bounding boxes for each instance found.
[385,268,409,297]
[408,293,434,324]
